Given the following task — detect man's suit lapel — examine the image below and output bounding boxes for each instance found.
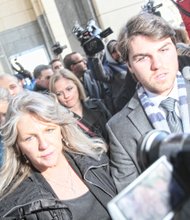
[126,93,153,135]
[126,79,190,134]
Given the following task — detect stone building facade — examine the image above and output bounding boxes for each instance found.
[0,0,182,74]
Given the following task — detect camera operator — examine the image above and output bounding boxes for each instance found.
[89,39,128,114]
[70,20,114,113]
[106,13,190,193]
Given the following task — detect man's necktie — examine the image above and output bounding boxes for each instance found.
[160,97,183,133]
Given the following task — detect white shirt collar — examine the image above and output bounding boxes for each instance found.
[144,77,179,107]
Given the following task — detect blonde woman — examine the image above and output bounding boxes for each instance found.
[49,68,111,143]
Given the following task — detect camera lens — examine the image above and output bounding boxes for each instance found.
[138,130,169,170]
[138,130,190,171]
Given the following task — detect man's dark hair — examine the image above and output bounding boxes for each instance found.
[117,13,176,62]
[63,52,77,70]
[33,64,51,79]
[49,58,62,66]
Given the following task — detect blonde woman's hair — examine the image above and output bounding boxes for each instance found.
[49,68,87,101]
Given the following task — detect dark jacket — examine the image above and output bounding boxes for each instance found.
[85,64,114,114]
[32,83,49,93]
[83,70,103,100]
[113,72,137,113]
[89,47,128,114]
[0,152,116,219]
[76,99,112,143]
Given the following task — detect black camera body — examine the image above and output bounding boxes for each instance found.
[52,42,67,56]
[11,59,32,80]
[107,130,190,220]
[138,130,190,189]
[72,19,113,56]
[142,0,162,17]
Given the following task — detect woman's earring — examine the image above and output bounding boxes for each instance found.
[62,138,69,148]
[22,154,29,164]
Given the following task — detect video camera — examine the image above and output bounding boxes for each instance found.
[52,42,67,56]
[72,19,113,56]
[11,58,33,80]
[138,130,190,177]
[142,0,163,17]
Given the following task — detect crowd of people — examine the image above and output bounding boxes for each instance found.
[0,12,190,219]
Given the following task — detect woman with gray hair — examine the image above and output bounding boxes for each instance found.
[0,91,116,219]
[49,68,111,143]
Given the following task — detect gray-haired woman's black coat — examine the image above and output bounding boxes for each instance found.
[0,152,116,219]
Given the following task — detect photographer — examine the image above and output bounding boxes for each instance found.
[71,20,114,113]
[90,39,128,113]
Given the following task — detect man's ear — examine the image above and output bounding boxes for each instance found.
[70,64,75,72]
[18,81,23,87]
[127,61,132,73]
[35,78,40,83]
[127,61,138,82]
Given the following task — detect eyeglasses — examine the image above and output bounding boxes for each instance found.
[72,59,85,65]
[45,76,52,80]
[54,65,63,70]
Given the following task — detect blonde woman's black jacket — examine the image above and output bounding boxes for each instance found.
[0,152,116,219]
[76,98,112,143]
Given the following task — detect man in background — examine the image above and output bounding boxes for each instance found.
[0,74,24,96]
[33,64,54,93]
[63,52,112,112]
[49,58,64,73]
[63,52,103,99]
